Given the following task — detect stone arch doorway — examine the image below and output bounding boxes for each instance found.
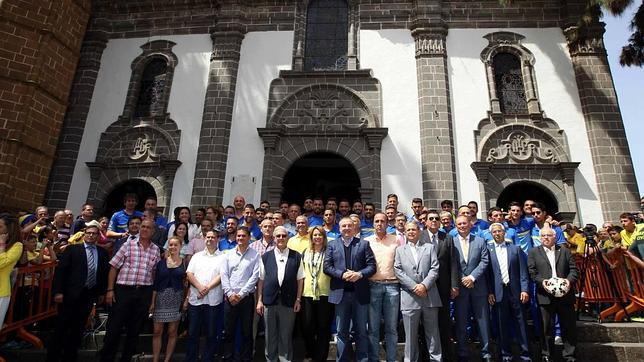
[496,181,559,215]
[281,152,361,205]
[103,179,156,218]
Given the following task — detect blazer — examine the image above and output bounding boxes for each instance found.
[394,241,442,310]
[418,229,460,298]
[323,236,376,305]
[487,242,529,303]
[452,233,489,296]
[527,244,578,305]
[53,243,109,301]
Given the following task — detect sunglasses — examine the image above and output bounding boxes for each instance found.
[427,216,439,221]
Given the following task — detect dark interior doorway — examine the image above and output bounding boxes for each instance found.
[103,179,156,218]
[496,181,559,215]
[281,152,361,205]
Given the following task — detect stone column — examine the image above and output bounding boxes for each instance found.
[44,28,109,210]
[190,23,245,208]
[411,21,458,207]
[564,23,640,220]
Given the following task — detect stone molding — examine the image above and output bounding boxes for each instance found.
[480,31,542,117]
[122,40,179,119]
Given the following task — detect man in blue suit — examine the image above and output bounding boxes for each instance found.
[323,217,376,362]
[452,215,492,362]
[487,223,531,362]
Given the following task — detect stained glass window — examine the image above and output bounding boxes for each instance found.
[304,0,348,71]
[492,52,528,114]
[135,58,168,117]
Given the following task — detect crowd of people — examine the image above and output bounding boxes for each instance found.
[0,192,643,362]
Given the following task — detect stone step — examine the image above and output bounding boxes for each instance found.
[4,341,644,362]
[577,320,644,343]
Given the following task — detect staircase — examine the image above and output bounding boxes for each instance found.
[2,320,643,361]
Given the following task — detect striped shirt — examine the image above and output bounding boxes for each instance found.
[110,239,161,286]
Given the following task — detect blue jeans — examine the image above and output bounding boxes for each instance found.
[335,291,369,362]
[368,282,399,362]
[186,303,223,362]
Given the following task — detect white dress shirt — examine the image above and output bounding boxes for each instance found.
[259,247,305,285]
[408,241,419,265]
[543,245,558,278]
[186,248,224,306]
[495,242,509,284]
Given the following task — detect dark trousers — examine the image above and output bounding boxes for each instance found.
[496,288,531,361]
[539,302,577,361]
[100,285,153,362]
[46,289,95,362]
[437,292,453,360]
[186,303,223,362]
[302,296,333,362]
[223,296,254,362]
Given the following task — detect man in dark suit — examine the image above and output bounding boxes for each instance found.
[452,215,491,362]
[419,209,459,360]
[486,223,531,362]
[47,220,109,362]
[528,227,578,362]
[323,217,376,362]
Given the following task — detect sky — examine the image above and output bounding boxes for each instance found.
[603,4,644,194]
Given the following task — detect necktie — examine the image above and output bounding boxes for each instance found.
[462,237,469,262]
[431,234,436,245]
[86,245,96,288]
[499,245,509,284]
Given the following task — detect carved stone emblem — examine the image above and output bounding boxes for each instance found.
[486,131,557,163]
[130,133,158,162]
[274,87,369,131]
[415,35,446,57]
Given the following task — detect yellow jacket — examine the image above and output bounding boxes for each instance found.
[0,243,23,297]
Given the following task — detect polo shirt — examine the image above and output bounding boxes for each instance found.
[108,209,143,234]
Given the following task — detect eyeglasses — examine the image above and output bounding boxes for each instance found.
[275,234,288,238]
[533,211,543,215]
[427,216,439,221]
[85,232,98,236]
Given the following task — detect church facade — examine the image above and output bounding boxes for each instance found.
[34,0,639,224]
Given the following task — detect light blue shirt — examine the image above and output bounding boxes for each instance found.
[221,246,260,299]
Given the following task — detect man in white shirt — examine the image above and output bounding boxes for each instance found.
[186,230,224,361]
[527,227,578,362]
[256,226,304,362]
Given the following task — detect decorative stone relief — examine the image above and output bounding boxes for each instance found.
[414,34,446,57]
[271,85,374,131]
[486,131,557,163]
[129,133,158,162]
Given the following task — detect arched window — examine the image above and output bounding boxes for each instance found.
[304,0,348,71]
[492,52,528,114]
[135,58,168,117]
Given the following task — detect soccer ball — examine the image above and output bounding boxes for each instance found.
[545,277,570,298]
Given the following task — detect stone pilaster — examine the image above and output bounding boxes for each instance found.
[564,23,640,220]
[411,20,458,207]
[190,23,245,208]
[44,27,109,210]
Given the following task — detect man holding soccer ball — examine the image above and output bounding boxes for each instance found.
[528,226,579,362]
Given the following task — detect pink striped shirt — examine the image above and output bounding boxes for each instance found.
[110,239,161,286]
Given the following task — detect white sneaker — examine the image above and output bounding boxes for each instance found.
[554,336,563,345]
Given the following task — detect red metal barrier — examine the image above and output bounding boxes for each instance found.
[0,261,58,351]
[574,250,644,321]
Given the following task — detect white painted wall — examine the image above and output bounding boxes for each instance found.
[66,34,212,215]
[447,28,603,224]
[360,29,423,213]
[221,31,293,206]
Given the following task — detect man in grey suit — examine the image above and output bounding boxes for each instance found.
[418,209,459,360]
[394,221,442,362]
[452,215,492,362]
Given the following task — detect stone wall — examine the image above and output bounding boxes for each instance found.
[0,0,91,212]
